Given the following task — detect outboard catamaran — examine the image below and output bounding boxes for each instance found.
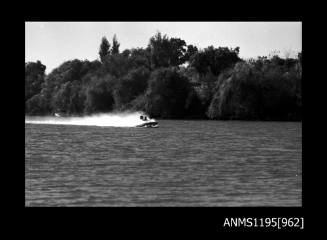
[136,115,159,128]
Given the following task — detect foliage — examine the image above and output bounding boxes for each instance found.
[183,44,198,63]
[111,34,120,55]
[144,68,193,118]
[207,59,302,120]
[25,61,46,102]
[148,32,187,68]
[103,53,131,78]
[99,37,110,63]
[129,48,152,70]
[84,75,115,113]
[190,46,241,76]
[113,67,150,109]
[25,32,302,121]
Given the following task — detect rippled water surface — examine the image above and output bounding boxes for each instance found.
[25,120,302,206]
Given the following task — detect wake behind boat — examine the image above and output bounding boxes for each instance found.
[136,115,159,128]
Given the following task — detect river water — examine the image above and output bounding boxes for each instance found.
[25,120,302,206]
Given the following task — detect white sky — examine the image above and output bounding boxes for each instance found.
[25,22,302,74]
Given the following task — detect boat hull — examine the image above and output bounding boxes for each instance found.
[136,121,159,128]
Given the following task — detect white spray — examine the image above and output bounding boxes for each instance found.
[25,112,156,127]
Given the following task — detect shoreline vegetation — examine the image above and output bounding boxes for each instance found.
[25,32,302,121]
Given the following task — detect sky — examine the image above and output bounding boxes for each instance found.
[25,22,302,74]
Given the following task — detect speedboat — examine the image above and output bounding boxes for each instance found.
[136,115,159,128]
[136,121,159,128]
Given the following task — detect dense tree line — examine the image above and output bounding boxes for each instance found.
[25,32,302,120]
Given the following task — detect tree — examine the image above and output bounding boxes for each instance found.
[99,37,111,63]
[52,81,72,113]
[144,68,192,118]
[68,80,86,114]
[168,37,187,66]
[104,53,131,78]
[207,60,302,120]
[51,80,85,114]
[25,33,301,121]
[25,61,46,102]
[129,48,152,70]
[113,67,150,109]
[122,49,131,58]
[298,51,302,65]
[148,32,170,68]
[26,93,49,116]
[183,44,198,63]
[184,88,205,118]
[84,75,115,113]
[25,59,101,115]
[208,62,262,120]
[111,34,120,55]
[190,46,241,76]
[148,32,187,68]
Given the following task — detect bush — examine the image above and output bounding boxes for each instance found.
[26,93,49,116]
[144,67,192,118]
[84,75,115,113]
[25,33,301,121]
[25,61,46,102]
[113,67,150,109]
[207,60,302,120]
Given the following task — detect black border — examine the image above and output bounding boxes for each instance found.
[21,5,305,235]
